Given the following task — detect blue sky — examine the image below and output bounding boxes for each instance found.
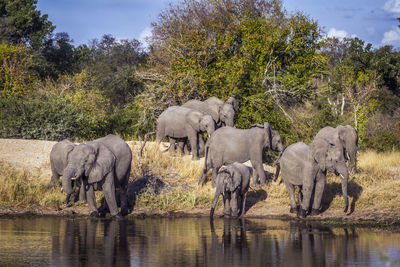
[37,0,400,48]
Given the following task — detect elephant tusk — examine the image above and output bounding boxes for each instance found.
[60,187,63,192]
[71,177,78,180]
[340,174,344,180]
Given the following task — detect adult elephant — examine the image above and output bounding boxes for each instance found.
[61,134,132,218]
[277,138,349,219]
[49,139,86,204]
[183,96,236,127]
[157,106,216,160]
[198,123,273,187]
[315,125,358,174]
[210,162,251,218]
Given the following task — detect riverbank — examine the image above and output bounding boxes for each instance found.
[0,138,400,226]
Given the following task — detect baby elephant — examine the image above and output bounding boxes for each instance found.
[210,162,251,218]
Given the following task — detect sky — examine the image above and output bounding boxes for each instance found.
[36,0,400,48]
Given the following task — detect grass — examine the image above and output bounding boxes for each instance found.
[0,141,400,220]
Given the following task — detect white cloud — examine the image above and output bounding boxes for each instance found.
[381,26,400,46]
[327,28,357,40]
[384,0,400,13]
[139,27,152,48]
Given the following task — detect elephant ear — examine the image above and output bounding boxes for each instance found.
[63,141,75,163]
[187,111,202,132]
[86,142,116,184]
[219,166,240,192]
[310,138,330,172]
[263,122,272,149]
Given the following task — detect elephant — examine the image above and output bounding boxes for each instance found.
[61,134,132,218]
[210,162,251,218]
[156,106,216,160]
[277,138,349,219]
[198,123,273,187]
[315,125,358,174]
[49,139,86,204]
[183,96,236,127]
[226,96,239,112]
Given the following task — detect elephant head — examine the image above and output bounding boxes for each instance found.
[199,114,216,136]
[210,166,240,218]
[337,125,358,174]
[271,130,284,154]
[251,122,273,149]
[62,142,116,196]
[219,103,235,127]
[310,138,349,212]
[226,97,239,112]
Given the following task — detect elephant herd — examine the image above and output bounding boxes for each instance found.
[50,96,358,220]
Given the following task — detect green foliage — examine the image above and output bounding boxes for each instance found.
[0,94,87,140]
[149,0,325,105]
[0,43,35,97]
[87,35,147,106]
[0,0,55,49]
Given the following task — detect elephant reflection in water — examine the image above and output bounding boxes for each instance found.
[278,222,368,267]
[50,219,130,266]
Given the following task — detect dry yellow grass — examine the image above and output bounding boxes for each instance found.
[0,140,399,221]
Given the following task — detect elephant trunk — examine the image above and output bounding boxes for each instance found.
[62,166,75,195]
[337,164,349,213]
[347,147,357,174]
[210,187,222,218]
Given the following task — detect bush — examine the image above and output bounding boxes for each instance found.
[0,94,87,140]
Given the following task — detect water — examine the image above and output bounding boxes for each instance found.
[0,216,399,267]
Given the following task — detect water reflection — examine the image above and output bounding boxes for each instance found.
[0,217,399,266]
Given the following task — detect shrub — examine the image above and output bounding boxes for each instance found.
[0,94,87,140]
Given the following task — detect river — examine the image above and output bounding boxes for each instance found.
[0,216,399,266]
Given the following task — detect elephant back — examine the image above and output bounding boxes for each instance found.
[94,134,132,185]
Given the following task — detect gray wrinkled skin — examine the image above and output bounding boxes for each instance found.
[62,134,132,218]
[315,125,358,174]
[183,96,236,127]
[277,138,349,218]
[198,123,273,187]
[49,140,86,203]
[210,162,251,218]
[157,106,216,160]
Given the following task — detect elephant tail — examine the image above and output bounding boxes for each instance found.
[138,132,155,157]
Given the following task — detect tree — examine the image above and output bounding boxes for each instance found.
[144,0,325,130]
[0,43,34,97]
[87,35,148,106]
[0,0,55,49]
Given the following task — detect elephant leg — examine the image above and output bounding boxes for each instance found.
[49,172,60,187]
[198,135,205,157]
[311,170,326,214]
[168,138,177,154]
[78,183,87,203]
[298,185,303,203]
[231,192,239,217]
[211,167,219,187]
[223,193,231,216]
[119,187,129,216]
[251,167,258,187]
[103,173,120,217]
[251,159,266,186]
[241,192,247,216]
[284,181,298,213]
[177,140,185,155]
[188,131,199,160]
[86,185,99,217]
[183,139,191,155]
